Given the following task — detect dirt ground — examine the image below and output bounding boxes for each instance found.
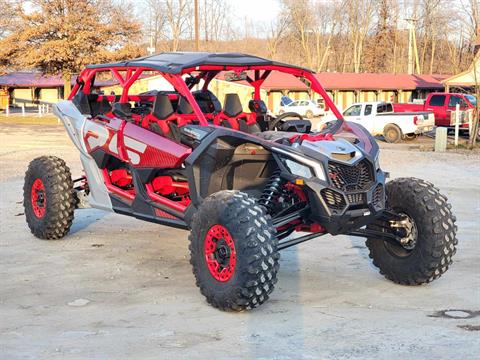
[1,123,479,360]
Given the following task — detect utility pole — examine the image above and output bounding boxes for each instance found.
[147,30,155,55]
[194,0,199,51]
[405,18,420,74]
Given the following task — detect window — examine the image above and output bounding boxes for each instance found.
[385,103,393,112]
[448,96,467,108]
[364,105,372,116]
[344,104,362,117]
[377,103,386,113]
[465,95,477,106]
[300,100,309,106]
[429,95,446,106]
[289,101,299,107]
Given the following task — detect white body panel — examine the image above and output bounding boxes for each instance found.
[53,101,113,212]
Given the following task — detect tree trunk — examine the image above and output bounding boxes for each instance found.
[63,72,71,99]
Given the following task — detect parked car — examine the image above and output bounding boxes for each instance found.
[394,92,477,129]
[323,101,434,143]
[279,98,324,118]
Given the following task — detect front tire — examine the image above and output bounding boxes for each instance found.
[366,178,457,285]
[189,190,280,311]
[24,156,75,239]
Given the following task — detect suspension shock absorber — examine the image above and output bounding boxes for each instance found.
[259,171,283,213]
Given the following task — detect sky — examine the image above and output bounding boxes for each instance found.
[227,0,281,27]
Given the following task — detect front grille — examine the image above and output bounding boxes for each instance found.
[321,188,346,212]
[372,184,384,209]
[346,193,365,205]
[328,159,374,192]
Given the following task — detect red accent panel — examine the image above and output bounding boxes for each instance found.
[295,223,325,233]
[154,208,179,220]
[289,133,334,144]
[102,169,135,202]
[123,122,191,168]
[145,183,187,213]
[110,169,132,187]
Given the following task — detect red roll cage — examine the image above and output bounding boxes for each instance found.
[69,64,344,124]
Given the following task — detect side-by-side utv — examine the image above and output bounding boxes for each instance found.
[24,53,457,311]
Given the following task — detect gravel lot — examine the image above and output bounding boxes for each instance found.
[1,123,479,359]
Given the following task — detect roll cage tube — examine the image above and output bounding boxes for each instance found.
[180,64,344,121]
[69,63,344,126]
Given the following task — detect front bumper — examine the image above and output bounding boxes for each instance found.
[304,168,387,235]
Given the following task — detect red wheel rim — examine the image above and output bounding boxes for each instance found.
[204,224,237,282]
[31,178,47,218]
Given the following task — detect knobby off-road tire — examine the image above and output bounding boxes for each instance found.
[24,156,75,239]
[366,177,457,285]
[189,190,280,311]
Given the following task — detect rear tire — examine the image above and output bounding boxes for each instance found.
[24,156,75,239]
[383,124,402,143]
[403,133,418,141]
[366,178,457,285]
[189,190,280,311]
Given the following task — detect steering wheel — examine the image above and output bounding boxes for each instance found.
[268,112,304,131]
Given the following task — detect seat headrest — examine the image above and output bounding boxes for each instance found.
[192,90,222,113]
[178,97,194,114]
[224,93,243,117]
[248,99,268,114]
[152,93,174,119]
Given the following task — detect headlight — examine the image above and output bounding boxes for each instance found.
[284,159,313,178]
[273,147,326,181]
[374,152,380,170]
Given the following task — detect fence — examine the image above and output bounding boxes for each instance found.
[4,98,55,117]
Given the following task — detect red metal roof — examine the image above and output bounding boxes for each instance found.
[314,72,449,91]
[0,71,116,87]
[0,71,65,87]
[216,71,448,91]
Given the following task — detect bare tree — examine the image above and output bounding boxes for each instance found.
[164,0,191,51]
[343,0,376,73]
[0,0,20,40]
[266,10,290,59]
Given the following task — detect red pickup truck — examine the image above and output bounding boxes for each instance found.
[394,93,477,128]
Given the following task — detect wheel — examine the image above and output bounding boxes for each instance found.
[366,178,457,285]
[23,156,75,239]
[383,124,402,143]
[403,133,418,141]
[305,110,314,119]
[189,190,280,311]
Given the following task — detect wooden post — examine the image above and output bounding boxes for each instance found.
[194,0,199,51]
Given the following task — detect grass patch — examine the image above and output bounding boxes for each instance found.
[0,115,60,125]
